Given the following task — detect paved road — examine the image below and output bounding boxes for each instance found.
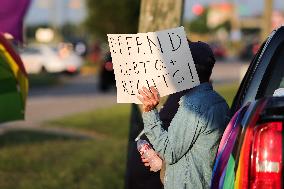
[0,75,117,129]
[0,60,249,130]
[211,60,249,84]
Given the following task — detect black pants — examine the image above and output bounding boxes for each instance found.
[124,104,163,189]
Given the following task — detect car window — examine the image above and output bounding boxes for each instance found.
[257,42,284,98]
[230,42,266,115]
[231,28,283,114]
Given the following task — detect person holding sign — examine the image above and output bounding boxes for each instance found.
[137,41,230,189]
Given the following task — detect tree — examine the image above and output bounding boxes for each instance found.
[138,0,184,32]
[188,8,210,34]
[85,0,140,40]
[187,7,231,35]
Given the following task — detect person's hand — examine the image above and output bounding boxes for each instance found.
[137,86,160,112]
[141,156,150,167]
[141,155,163,172]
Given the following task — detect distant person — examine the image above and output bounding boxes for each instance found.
[99,52,116,91]
[137,41,230,188]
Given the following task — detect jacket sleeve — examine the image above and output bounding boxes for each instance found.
[142,101,206,165]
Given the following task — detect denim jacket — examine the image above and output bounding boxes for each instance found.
[142,82,230,189]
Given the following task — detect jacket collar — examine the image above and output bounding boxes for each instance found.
[189,82,213,94]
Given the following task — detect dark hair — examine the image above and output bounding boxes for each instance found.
[187,39,215,83]
[195,57,215,82]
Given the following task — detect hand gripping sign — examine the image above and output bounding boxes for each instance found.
[107,26,200,104]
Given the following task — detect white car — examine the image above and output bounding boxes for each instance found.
[19,44,83,74]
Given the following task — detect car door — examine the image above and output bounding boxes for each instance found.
[211,26,284,188]
[231,26,284,114]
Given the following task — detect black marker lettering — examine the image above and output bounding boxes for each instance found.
[119,65,123,74]
[136,36,142,54]
[173,70,185,84]
[124,62,128,76]
[129,81,135,95]
[122,80,135,95]
[151,79,157,88]
[158,73,169,87]
[187,62,194,82]
[109,37,116,54]
[122,80,129,94]
[168,32,182,51]
[169,59,176,66]
[147,35,163,54]
[139,61,147,74]
[157,36,163,53]
[146,80,150,89]
[126,36,132,55]
[133,62,139,74]
[118,36,122,54]
[136,79,140,90]
[155,59,166,71]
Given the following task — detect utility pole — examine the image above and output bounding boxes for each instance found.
[134,0,185,113]
[261,0,273,41]
[138,0,184,32]
[137,0,185,104]
[135,0,185,110]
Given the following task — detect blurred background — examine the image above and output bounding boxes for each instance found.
[0,0,283,188]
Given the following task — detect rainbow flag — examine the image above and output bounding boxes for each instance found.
[0,33,28,123]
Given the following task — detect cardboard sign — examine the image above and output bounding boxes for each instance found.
[107,26,200,104]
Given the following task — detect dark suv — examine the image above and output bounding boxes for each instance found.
[210,26,284,188]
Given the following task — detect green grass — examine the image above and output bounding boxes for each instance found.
[0,104,131,189]
[0,83,238,189]
[47,104,131,138]
[0,130,74,147]
[215,83,239,107]
[0,137,126,189]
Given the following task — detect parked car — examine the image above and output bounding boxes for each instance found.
[239,40,261,61]
[211,26,284,188]
[209,41,227,60]
[19,44,83,74]
[68,38,88,57]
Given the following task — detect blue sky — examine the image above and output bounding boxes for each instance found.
[25,0,86,26]
[25,0,284,26]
